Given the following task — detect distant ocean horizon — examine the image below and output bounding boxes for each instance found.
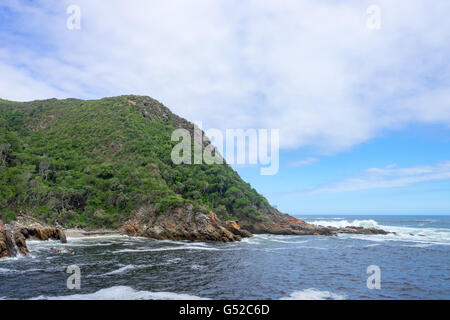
[1,215,449,300]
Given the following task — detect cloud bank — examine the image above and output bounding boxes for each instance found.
[307,161,450,194]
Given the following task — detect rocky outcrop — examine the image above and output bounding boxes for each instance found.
[331,226,389,235]
[239,215,337,236]
[223,221,253,238]
[0,227,17,258]
[122,206,389,242]
[239,213,389,237]
[20,227,67,243]
[121,205,250,242]
[0,216,67,258]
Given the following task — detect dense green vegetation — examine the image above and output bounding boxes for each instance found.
[0,96,278,229]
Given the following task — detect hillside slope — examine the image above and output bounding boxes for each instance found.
[0,96,386,241]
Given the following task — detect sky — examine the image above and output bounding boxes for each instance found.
[0,0,449,215]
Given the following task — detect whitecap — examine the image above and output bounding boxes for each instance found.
[191,264,206,270]
[114,245,219,253]
[0,267,12,274]
[308,219,450,246]
[280,288,346,300]
[102,265,137,276]
[308,219,380,229]
[166,258,182,264]
[31,286,209,300]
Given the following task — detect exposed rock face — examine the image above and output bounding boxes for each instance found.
[241,213,389,237]
[331,226,389,235]
[121,205,246,242]
[0,227,17,258]
[240,215,336,236]
[0,216,67,258]
[122,207,389,242]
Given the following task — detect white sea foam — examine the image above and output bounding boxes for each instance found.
[166,258,182,264]
[307,219,450,246]
[67,235,129,241]
[308,219,380,229]
[31,286,209,300]
[102,265,137,276]
[271,239,310,244]
[0,267,12,273]
[242,234,310,244]
[0,267,49,274]
[98,262,162,276]
[280,288,346,300]
[191,264,206,270]
[114,245,219,253]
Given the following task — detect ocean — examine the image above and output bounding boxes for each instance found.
[1,215,449,300]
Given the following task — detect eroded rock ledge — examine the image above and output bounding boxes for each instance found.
[121,206,253,242]
[0,216,67,258]
[239,215,389,237]
[121,206,389,242]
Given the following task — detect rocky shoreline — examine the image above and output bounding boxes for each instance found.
[120,206,389,242]
[0,216,67,258]
[1,212,389,259]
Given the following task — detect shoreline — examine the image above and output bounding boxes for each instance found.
[64,228,123,238]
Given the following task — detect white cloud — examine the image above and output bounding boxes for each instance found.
[310,161,450,194]
[0,0,450,153]
[288,157,319,167]
[0,61,63,100]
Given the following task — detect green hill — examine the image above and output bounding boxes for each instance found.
[0,95,285,231]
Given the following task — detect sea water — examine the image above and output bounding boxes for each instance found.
[0,215,449,299]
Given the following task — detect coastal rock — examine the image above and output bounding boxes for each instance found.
[122,206,247,242]
[122,206,389,242]
[14,231,29,255]
[223,221,253,238]
[238,214,388,237]
[23,227,68,243]
[333,226,389,235]
[0,215,68,258]
[239,215,336,236]
[0,227,17,258]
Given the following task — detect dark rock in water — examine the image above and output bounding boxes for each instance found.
[0,215,67,258]
[331,226,389,235]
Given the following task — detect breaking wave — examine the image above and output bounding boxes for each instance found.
[31,286,209,300]
[114,245,219,253]
[307,219,450,245]
[280,288,346,300]
[102,265,138,276]
[308,219,380,229]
